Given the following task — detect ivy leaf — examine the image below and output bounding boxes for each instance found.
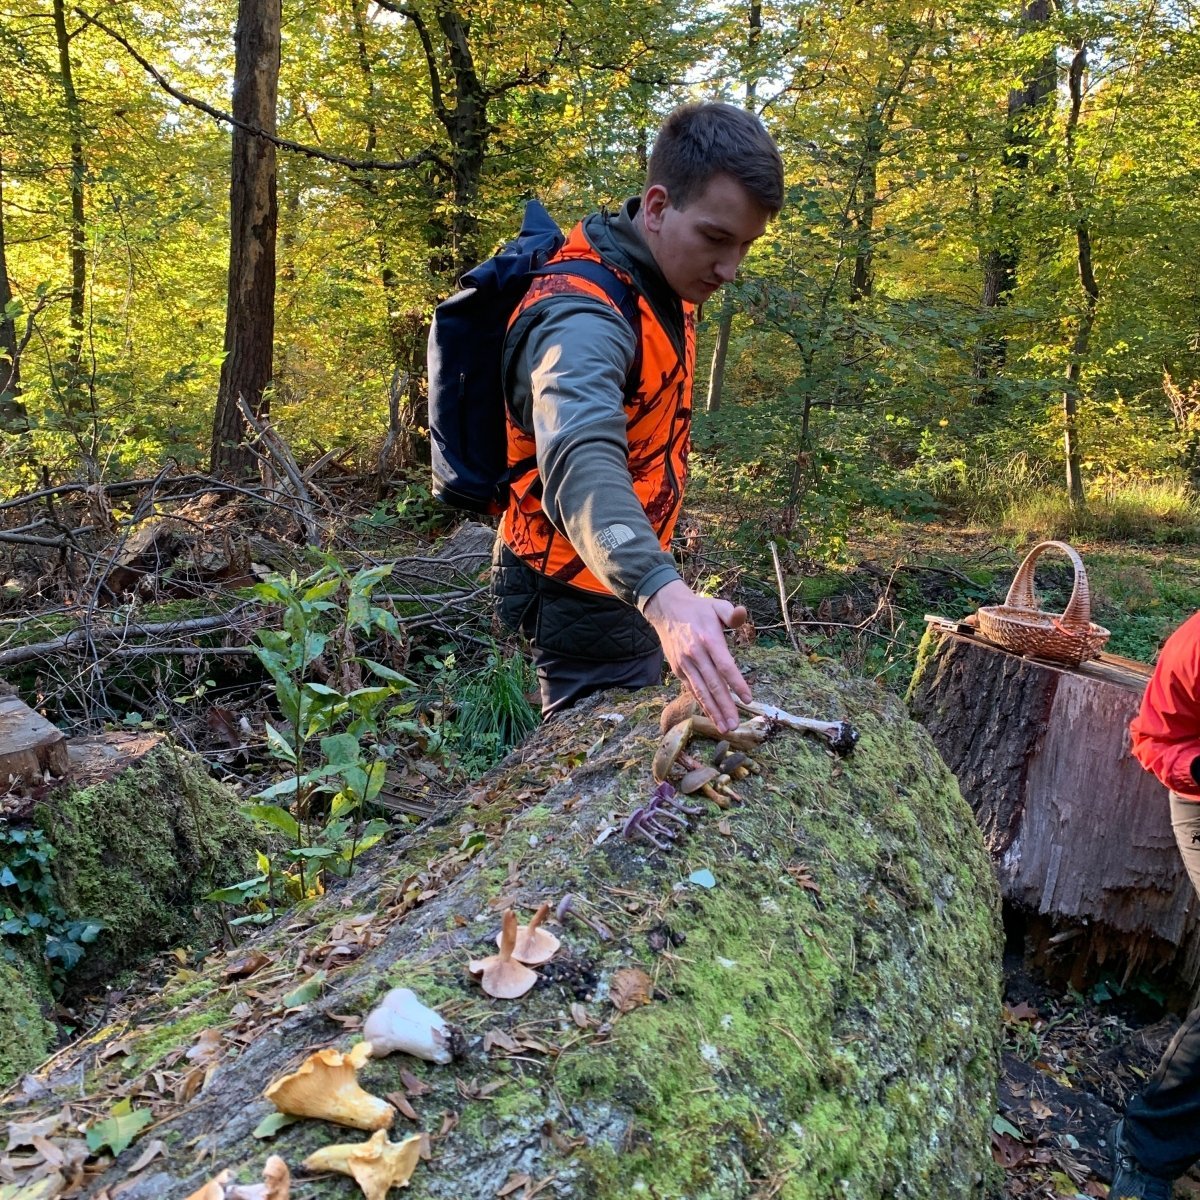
[85,1098,153,1156]
[282,968,327,1008]
[252,1111,299,1139]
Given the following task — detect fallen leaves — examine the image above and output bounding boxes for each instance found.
[609,967,653,1013]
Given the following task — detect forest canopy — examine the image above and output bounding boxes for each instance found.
[2,0,1199,513]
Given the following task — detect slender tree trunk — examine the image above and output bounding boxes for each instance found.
[1062,42,1094,509]
[973,0,1055,404]
[0,152,27,430]
[705,0,760,415]
[51,0,87,394]
[210,0,282,475]
[849,128,881,303]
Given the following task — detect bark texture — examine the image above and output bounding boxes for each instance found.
[3,648,1002,1200]
[908,627,1200,992]
[211,0,281,475]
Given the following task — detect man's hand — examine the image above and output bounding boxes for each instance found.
[644,580,750,732]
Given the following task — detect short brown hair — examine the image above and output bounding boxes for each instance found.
[647,102,784,215]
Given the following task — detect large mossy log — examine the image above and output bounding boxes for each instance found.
[907,624,1194,991]
[2,648,1002,1200]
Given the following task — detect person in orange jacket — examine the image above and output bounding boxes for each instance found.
[1110,610,1200,1199]
[493,102,784,731]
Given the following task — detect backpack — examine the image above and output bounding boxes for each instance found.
[427,199,639,515]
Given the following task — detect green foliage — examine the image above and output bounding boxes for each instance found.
[208,559,413,923]
[441,647,538,774]
[0,824,104,989]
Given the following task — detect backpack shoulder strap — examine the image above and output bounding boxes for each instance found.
[532,259,642,402]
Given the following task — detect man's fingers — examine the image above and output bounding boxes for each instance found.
[723,604,749,630]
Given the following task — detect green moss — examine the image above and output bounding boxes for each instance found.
[0,957,53,1088]
[34,742,262,994]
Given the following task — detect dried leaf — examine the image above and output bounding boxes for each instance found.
[483,1030,522,1054]
[99,1041,133,1061]
[437,1112,459,1138]
[399,1069,431,1097]
[224,952,271,981]
[6,1113,65,1151]
[496,1173,531,1197]
[1029,1098,1053,1120]
[125,1139,167,1175]
[385,1093,420,1122]
[609,967,653,1013]
[717,818,733,837]
[989,1130,1027,1170]
[186,1029,224,1068]
[569,1003,590,1029]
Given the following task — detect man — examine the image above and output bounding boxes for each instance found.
[1111,610,1200,1198]
[493,101,784,732]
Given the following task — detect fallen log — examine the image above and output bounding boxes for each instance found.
[0,647,1002,1199]
[0,694,68,789]
[907,621,1195,995]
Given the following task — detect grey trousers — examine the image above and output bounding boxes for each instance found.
[533,645,664,718]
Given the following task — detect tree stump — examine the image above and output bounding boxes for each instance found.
[0,694,68,792]
[907,622,1196,994]
[0,647,1002,1200]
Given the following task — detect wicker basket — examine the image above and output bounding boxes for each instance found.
[975,540,1111,666]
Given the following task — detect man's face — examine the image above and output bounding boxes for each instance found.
[641,172,772,305]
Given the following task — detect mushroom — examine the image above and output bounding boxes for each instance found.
[691,714,770,750]
[555,893,613,941]
[652,719,694,783]
[228,1158,292,1200]
[186,1172,232,1200]
[303,1130,422,1200]
[659,690,699,733]
[678,765,720,796]
[264,1042,394,1131]
[469,910,538,999]
[623,807,674,850]
[362,988,453,1064]
[735,699,859,756]
[504,902,560,965]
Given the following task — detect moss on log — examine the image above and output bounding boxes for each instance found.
[0,958,53,1090]
[3,648,1002,1199]
[33,735,257,992]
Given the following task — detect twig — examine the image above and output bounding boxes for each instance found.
[768,540,800,652]
[235,396,321,546]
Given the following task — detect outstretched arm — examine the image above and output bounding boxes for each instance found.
[644,580,750,732]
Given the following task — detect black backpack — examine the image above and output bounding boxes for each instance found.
[427,199,638,515]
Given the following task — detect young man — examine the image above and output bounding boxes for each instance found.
[1111,610,1200,1198]
[493,102,784,732]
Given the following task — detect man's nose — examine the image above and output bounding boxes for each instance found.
[714,253,739,283]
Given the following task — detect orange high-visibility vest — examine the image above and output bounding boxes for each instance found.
[500,222,695,595]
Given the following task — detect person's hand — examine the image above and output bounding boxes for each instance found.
[643,580,750,732]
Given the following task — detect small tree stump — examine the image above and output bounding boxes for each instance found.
[908,622,1198,994]
[0,695,68,790]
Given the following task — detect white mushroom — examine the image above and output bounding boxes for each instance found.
[362,988,453,1064]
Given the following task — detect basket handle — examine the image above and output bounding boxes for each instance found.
[1003,540,1093,631]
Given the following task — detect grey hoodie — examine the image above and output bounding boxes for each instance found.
[501,198,690,611]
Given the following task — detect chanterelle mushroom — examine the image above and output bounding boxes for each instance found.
[505,902,560,965]
[264,1042,394,1131]
[469,909,538,998]
[303,1130,422,1200]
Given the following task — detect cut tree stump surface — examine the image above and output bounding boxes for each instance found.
[908,623,1199,992]
[0,694,68,788]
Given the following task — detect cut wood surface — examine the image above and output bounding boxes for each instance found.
[907,623,1198,992]
[0,694,68,787]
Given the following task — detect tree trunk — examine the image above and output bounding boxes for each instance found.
[210,0,281,476]
[972,0,1055,405]
[51,0,87,407]
[0,151,27,430]
[909,625,1200,998]
[0,695,69,787]
[3,647,1002,1200]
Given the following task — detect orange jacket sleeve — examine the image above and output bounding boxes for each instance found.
[1130,610,1200,800]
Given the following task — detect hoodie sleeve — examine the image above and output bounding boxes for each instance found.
[505,295,682,608]
[1130,612,1200,799]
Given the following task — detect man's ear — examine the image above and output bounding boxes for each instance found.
[642,183,671,233]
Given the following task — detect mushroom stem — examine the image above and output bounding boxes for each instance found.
[555,894,613,941]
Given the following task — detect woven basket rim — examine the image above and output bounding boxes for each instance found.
[976,604,1112,639]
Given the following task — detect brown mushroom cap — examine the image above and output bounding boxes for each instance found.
[264,1043,394,1131]
[659,691,699,734]
[505,902,561,966]
[678,766,720,795]
[653,719,694,783]
[303,1129,422,1200]
[470,909,538,999]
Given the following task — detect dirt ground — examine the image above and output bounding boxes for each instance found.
[998,935,1200,1200]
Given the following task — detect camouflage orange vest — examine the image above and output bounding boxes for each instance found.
[500,222,696,595]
